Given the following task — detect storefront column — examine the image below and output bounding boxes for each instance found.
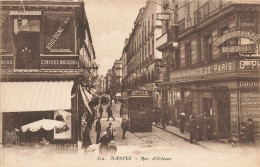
[0,112,2,144]
[191,90,199,116]
[230,89,239,138]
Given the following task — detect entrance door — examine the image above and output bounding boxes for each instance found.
[203,98,212,116]
[15,32,39,69]
[216,91,230,139]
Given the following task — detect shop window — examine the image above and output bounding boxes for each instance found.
[0,17,9,53]
[44,15,74,54]
[204,35,212,61]
[185,43,192,66]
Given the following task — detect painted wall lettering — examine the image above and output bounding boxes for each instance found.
[46,17,71,51]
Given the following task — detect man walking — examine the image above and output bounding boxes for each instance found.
[106,105,115,121]
[246,118,255,143]
[96,117,101,144]
[189,115,197,144]
[179,110,186,133]
[99,104,103,118]
[121,118,128,139]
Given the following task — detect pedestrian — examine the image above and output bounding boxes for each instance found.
[189,115,197,144]
[106,105,115,121]
[99,104,103,118]
[197,114,204,140]
[96,117,102,144]
[82,125,92,150]
[99,132,110,156]
[246,118,255,143]
[120,104,123,117]
[179,110,186,133]
[106,122,116,141]
[121,118,128,139]
[205,115,214,140]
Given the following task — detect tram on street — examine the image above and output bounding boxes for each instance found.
[127,89,153,132]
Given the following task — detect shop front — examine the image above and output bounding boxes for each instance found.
[170,58,260,139]
[0,81,81,144]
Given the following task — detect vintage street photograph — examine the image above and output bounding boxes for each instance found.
[0,0,260,167]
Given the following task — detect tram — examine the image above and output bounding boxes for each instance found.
[127,89,153,132]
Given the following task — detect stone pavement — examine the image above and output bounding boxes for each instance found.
[153,123,260,153]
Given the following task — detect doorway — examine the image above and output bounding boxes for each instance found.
[14,31,40,69]
[216,90,230,139]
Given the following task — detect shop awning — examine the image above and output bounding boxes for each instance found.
[79,85,92,114]
[0,81,74,112]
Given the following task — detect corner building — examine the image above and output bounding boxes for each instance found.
[0,0,96,144]
[157,0,260,139]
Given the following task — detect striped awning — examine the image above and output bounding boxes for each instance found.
[79,85,92,114]
[0,81,74,112]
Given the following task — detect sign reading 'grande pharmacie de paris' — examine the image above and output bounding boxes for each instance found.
[46,17,71,51]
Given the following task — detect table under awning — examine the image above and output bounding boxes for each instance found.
[79,85,92,114]
[0,81,74,112]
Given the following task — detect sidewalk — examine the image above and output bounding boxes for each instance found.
[153,123,260,153]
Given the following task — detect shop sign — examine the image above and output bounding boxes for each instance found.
[41,60,78,65]
[214,31,260,47]
[128,89,151,96]
[239,81,260,87]
[222,44,256,53]
[46,17,71,51]
[239,60,260,70]
[170,61,234,81]
[1,59,13,65]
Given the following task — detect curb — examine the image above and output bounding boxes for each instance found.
[152,124,212,150]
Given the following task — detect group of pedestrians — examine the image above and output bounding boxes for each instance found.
[81,103,129,156]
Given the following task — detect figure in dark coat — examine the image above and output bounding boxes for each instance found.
[121,118,128,139]
[99,105,103,118]
[179,111,186,133]
[82,126,92,149]
[189,115,197,144]
[246,118,255,143]
[96,117,101,144]
[205,115,214,140]
[106,122,116,141]
[197,114,204,140]
[106,105,115,121]
[99,133,110,156]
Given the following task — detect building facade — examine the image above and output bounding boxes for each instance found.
[0,0,96,144]
[156,0,260,139]
[125,0,162,105]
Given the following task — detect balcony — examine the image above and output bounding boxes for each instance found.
[178,17,191,32]
[194,0,232,24]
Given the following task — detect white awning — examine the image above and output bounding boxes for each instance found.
[0,81,74,112]
[79,85,92,114]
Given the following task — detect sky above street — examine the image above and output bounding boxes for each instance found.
[84,0,147,76]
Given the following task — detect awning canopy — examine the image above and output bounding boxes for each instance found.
[0,81,74,112]
[79,85,92,114]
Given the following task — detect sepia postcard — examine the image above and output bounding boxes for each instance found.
[0,0,260,167]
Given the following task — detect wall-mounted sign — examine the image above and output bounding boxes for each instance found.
[222,44,256,53]
[40,56,79,69]
[157,13,171,21]
[240,60,260,70]
[41,60,78,65]
[170,61,234,81]
[214,31,260,47]
[46,17,71,51]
